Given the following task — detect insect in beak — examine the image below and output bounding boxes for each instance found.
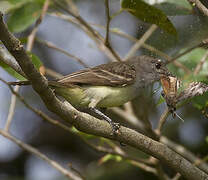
[160,74,184,122]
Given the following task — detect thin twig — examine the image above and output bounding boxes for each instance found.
[81,137,154,166]
[104,0,111,46]
[27,0,50,51]
[127,160,157,175]
[36,38,89,68]
[103,0,120,61]
[0,130,83,180]
[188,0,208,16]
[0,47,23,133]
[155,108,169,136]
[194,50,208,75]
[124,24,157,60]
[4,85,20,132]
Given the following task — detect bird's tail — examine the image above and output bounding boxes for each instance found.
[8,80,31,86]
[9,80,74,88]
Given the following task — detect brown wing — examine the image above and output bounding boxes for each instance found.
[56,61,136,87]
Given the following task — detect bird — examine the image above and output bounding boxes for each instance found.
[9,55,170,133]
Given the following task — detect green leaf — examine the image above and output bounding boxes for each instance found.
[0,60,26,80]
[163,0,192,10]
[191,92,208,110]
[7,0,28,4]
[155,2,192,16]
[7,0,45,5]
[0,52,43,80]
[28,52,43,70]
[121,0,177,36]
[7,1,43,33]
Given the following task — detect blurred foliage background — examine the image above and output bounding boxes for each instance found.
[0,0,208,179]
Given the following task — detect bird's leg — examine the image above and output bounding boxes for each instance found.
[89,107,120,135]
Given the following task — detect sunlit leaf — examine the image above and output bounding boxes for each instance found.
[121,0,177,36]
[98,154,122,165]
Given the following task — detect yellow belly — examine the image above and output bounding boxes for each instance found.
[54,85,138,108]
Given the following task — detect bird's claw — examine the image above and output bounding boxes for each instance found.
[111,122,120,135]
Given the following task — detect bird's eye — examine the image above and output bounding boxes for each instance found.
[155,62,161,69]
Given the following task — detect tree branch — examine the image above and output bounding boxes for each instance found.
[0,12,207,180]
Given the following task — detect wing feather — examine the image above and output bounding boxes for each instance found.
[56,61,136,87]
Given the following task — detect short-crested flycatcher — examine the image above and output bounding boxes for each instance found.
[10,55,170,133]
